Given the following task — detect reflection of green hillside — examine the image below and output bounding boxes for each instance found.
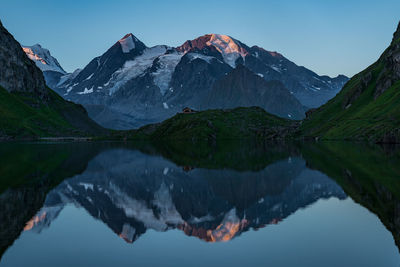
[0,143,102,193]
[133,140,297,172]
[301,142,400,249]
[0,143,106,259]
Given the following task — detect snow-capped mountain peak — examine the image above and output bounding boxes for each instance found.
[206,34,248,67]
[22,44,66,74]
[177,34,248,68]
[118,33,140,53]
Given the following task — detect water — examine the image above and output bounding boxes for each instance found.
[0,141,399,266]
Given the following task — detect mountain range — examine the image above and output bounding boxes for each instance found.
[24,33,348,129]
[121,21,400,144]
[2,17,399,143]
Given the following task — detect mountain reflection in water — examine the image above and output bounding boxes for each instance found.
[0,141,399,267]
[23,149,345,243]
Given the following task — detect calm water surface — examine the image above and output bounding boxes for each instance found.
[0,141,399,266]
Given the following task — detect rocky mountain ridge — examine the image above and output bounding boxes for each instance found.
[26,32,347,129]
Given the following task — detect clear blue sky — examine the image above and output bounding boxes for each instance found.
[1,0,399,77]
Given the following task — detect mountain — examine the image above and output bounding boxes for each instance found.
[0,20,105,139]
[22,44,66,88]
[54,33,347,129]
[300,22,400,143]
[54,34,179,129]
[178,34,349,108]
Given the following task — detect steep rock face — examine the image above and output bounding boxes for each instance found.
[301,21,400,143]
[375,23,400,97]
[0,21,48,99]
[206,65,306,119]
[165,53,232,110]
[0,20,105,138]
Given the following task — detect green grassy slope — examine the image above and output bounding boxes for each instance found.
[300,24,400,142]
[0,86,105,139]
[119,107,298,141]
[299,63,400,141]
[131,140,296,171]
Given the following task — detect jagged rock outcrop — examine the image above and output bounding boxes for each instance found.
[0,20,106,138]
[0,20,48,99]
[375,22,400,97]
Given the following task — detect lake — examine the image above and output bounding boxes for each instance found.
[0,141,399,266]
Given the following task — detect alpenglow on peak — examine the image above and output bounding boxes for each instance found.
[206,34,248,67]
[22,44,66,74]
[118,33,138,53]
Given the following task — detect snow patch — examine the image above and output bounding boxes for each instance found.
[187,53,215,64]
[309,85,321,92]
[108,46,167,95]
[22,44,66,74]
[57,69,82,87]
[189,214,215,224]
[163,102,169,109]
[107,183,183,231]
[271,65,282,73]
[85,73,94,80]
[163,167,169,175]
[152,51,183,95]
[79,183,94,191]
[77,87,94,95]
[206,34,247,68]
[120,223,136,243]
[119,34,136,53]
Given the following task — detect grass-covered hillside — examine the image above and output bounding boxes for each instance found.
[300,23,400,143]
[119,107,299,142]
[0,86,105,139]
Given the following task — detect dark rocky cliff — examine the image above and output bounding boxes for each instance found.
[0,20,48,99]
